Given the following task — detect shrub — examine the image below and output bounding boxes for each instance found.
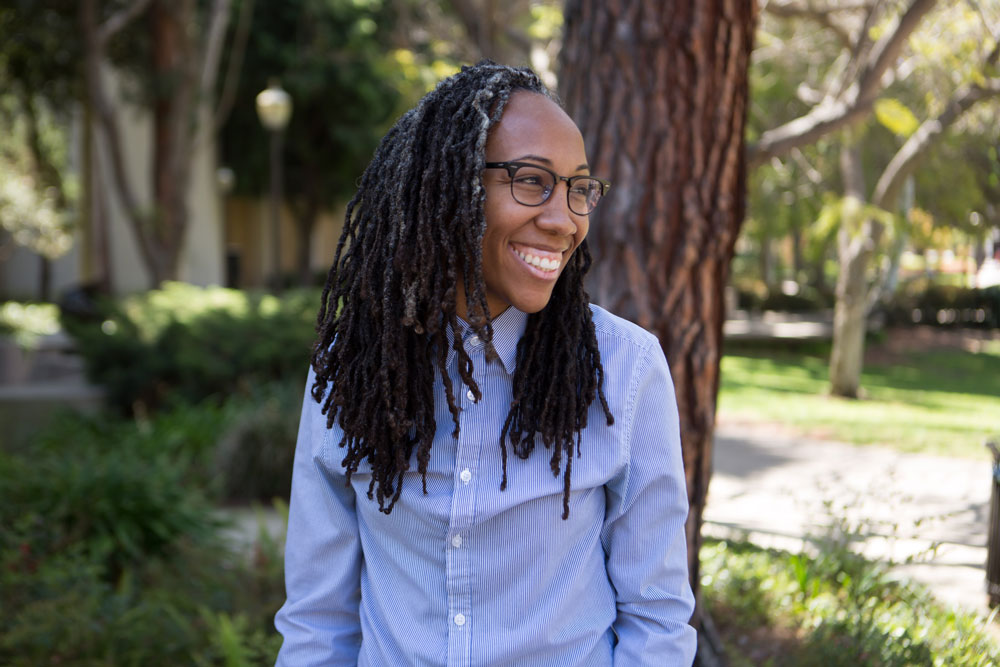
[215,380,302,504]
[0,440,217,583]
[1,530,284,665]
[0,301,60,348]
[62,282,319,414]
[0,408,287,665]
[884,279,1000,329]
[702,539,1000,666]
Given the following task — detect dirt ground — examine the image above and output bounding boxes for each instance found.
[865,325,1000,364]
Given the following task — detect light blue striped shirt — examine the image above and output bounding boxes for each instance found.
[275,304,696,666]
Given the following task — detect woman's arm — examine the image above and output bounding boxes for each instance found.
[275,369,363,666]
[602,342,697,666]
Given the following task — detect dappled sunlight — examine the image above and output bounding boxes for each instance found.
[719,342,1000,459]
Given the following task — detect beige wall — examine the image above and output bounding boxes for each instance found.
[223,196,345,288]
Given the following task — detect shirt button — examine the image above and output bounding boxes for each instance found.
[466,389,476,402]
[454,613,466,627]
[451,534,462,548]
[460,469,472,484]
[468,335,481,347]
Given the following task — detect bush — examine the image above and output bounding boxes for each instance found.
[732,281,834,312]
[0,437,217,583]
[0,301,60,348]
[0,406,286,665]
[62,282,319,414]
[884,279,1000,329]
[215,380,302,504]
[702,539,1000,666]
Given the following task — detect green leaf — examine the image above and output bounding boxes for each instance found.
[874,98,920,138]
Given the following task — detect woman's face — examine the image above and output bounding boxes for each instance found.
[468,91,591,319]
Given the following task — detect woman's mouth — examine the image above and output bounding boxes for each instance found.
[510,243,563,277]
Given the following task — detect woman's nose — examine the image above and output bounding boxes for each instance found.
[535,182,579,235]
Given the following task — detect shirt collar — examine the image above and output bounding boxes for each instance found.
[446,306,528,375]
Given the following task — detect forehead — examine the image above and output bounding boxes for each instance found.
[486,92,587,166]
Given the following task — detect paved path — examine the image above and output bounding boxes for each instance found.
[705,418,995,618]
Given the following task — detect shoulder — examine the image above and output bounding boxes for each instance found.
[588,303,661,357]
[587,304,671,412]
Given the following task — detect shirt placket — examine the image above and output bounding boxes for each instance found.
[446,331,485,666]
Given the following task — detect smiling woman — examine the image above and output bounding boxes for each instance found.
[475,91,593,317]
[275,61,696,666]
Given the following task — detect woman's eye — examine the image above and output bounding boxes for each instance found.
[514,175,544,186]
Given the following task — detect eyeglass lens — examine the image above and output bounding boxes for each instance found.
[510,165,605,215]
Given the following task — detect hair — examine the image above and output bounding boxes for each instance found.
[311,60,613,519]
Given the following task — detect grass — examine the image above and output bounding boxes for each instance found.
[718,334,1000,459]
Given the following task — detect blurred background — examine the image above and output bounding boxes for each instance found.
[1,1,999,665]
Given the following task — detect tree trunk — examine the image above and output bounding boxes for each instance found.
[560,0,757,640]
[791,223,803,282]
[292,175,321,288]
[81,0,231,290]
[759,232,774,293]
[829,239,871,397]
[829,139,878,398]
[150,0,196,285]
[827,70,1000,397]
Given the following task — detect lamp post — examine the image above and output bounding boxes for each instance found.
[256,79,292,291]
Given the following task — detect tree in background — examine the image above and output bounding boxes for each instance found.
[0,1,81,298]
[438,0,563,79]
[79,0,244,288]
[559,2,757,660]
[748,0,1000,397]
[218,0,406,287]
[218,0,569,287]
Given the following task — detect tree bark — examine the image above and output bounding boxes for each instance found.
[291,170,321,288]
[81,0,231,288]
[81,0,161,283]
[828,139,872,398]
[150,0,197,285]
[560,0,757,639]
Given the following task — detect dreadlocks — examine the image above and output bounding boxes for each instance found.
[311,61,613,519]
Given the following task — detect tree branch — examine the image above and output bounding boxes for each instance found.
[747,95,874,166]
[872,77,1000,208]
[855,0,937,102]
[214,0,254,130]
[836,0,885,96]
[748,0,938,166]
[81,0,158,275]
[765,2,856,46]
[98,0,154,45]
[200,0,233,101]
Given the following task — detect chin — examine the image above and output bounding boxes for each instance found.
[510,291,556,314]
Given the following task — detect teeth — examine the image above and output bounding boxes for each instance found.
[516,249,560,272]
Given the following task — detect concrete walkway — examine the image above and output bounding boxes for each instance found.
[705,417,995,618]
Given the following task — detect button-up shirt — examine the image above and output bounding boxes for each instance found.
[275,304,696,666]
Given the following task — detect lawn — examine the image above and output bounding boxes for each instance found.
[718,331,1000,459]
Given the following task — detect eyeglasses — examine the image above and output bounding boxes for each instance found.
[484,161,611,216]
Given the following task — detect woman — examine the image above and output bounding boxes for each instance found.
[275,61,696,666]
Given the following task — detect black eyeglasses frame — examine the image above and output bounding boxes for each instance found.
[484,161,611,216]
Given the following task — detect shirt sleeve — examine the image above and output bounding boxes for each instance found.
[602,341,697,666]
[275,368,363,666]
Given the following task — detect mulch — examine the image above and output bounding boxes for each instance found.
[865,325,1000,365]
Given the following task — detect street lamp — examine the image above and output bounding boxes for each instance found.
[256,79,292,291]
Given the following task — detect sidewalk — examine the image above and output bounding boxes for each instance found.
[705,417,994,618]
